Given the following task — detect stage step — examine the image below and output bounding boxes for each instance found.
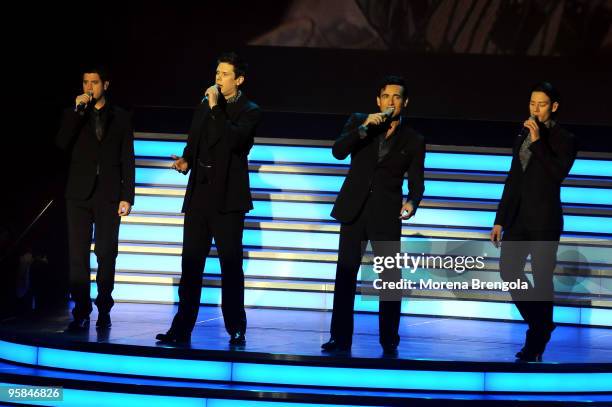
[133,133,612,178]
[89,133,612,327]
[2,359,611,406]
[129,194,612,235]
[135,159,612,207]
[2,305,612,404]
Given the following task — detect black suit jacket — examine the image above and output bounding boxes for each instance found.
[331,113,426,224]
[494,123,577,232]
[181,96,261,213]
[56,105,135,204]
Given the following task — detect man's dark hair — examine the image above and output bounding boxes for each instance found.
[530,81,561,105]
[217,52,248,79]
[377,75,408,99]
[82,65,111,83]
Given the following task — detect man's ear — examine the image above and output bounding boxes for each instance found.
[551,101,559,113]
[236,76,245,86]
[403,97,409,108]
[104,81,110,91]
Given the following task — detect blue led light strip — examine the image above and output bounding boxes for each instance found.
[134,141,612,178]
[1,341,612,393]
[134,168,612,207]
[129,196,612,235]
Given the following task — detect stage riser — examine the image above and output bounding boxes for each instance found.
[133,139,612,178]
[109,136,612,329]
[3,338,612,393]
[0,381,391,407]
[127,196,612,234]
[104,250,612,273]
[135,168,612,207]
[90,284,612,327]
[112,225,612,266]
[97,269,612,305]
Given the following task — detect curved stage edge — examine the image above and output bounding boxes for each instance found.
[1,305,612,406]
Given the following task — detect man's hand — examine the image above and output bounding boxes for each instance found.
[171,154,189,173]
[363,112,390,127]
[75,93,93,109]
[523,117,540,142]
[490,224,503,248]
[399,201,415,220]
[118,201,132,217]
[205,85,220,108]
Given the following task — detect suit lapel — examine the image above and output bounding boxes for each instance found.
[378,119,410,165]
[193,106,211,158]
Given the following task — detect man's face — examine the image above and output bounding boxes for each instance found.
[376,84,408,118]
[529,91,558,122]
[82,73,108,100]
[215,62,244,97]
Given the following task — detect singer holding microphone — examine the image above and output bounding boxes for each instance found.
[490,82,577,361]
[56,66,135,331]
[321,76,425,354]
[156,52,261,345]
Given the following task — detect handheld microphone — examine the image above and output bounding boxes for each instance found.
[382,107,395,119]
[361,107,395,132]
[76,92,94,114]
[519,115,537,136]
[201,85,220,104]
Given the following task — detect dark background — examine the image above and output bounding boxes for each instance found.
[2,2,611,316]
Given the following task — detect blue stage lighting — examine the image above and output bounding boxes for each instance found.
[37,348,232,381]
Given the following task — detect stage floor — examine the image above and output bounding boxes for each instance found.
[2,303,612,364]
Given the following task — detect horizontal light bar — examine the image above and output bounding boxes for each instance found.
[232,363,483,391]
[486,372,612,392]
[134,140,612,178]
[93,285,332,311]
[38,348,231,381]
[0,341,37,365]
[128,196,611,234]
[0,384,203,407]
[206,401,383,407]
[107,254,338,280]
[118,224,340,250]
[114,224,612,266]
[135,168,612,206]
[102,254,612,298]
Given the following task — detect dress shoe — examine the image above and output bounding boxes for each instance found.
[155,330,191,344]
[516,350,542,362]
[516,324,555,361]
[321,338,351,352]
[515,328,538,359]
[382,343,399,356]
[96,313,112,329]
[229,331,246,346]
[66,317,90,331]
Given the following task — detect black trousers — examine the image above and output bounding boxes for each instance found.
[499,210,560,332]
[330,194,403,346]
[66,187,120,319]
[171,186,247,335]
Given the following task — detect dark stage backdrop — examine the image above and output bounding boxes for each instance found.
[12,2,612,124]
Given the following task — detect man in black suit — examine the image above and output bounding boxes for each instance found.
[322,76,425,354]
[156,52,261,346]
[56,66,135,331]
[491,82,577,362]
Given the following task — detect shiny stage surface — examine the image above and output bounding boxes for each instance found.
[2,303,612,364]
[1,304,612,406]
